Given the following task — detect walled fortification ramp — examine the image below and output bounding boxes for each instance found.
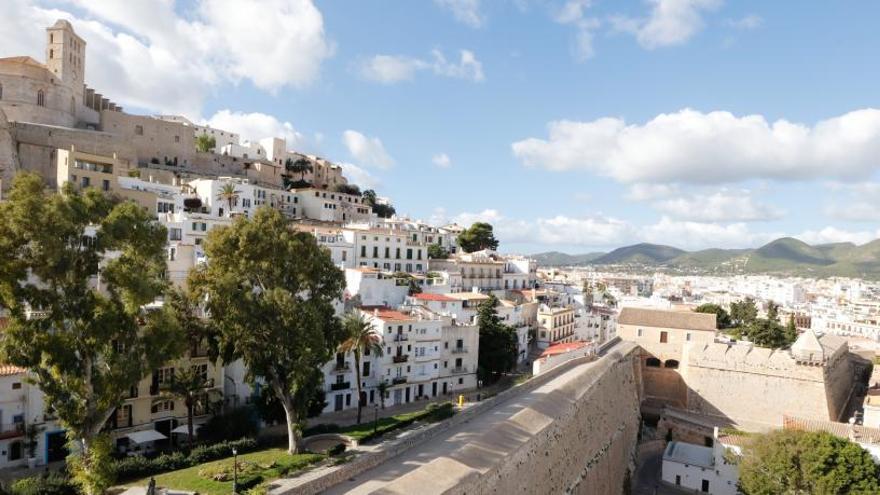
[324,342,641,495]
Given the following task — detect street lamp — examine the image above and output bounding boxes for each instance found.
[232,447,238,494]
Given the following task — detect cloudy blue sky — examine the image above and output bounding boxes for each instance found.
[3,0,880,254]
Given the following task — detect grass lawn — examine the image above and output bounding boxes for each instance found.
[337,408,427,440]
[126,448,324,495]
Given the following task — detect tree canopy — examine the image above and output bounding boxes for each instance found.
[694,303,730,329]
[195,134,216,153]
[458,222,499,253]
[0,173,181,494]
[739,429,880,495]
[189,207,344,453]
[743,318,796,348]
[476,294,518,382]
[730,298,759,327]
[427,243,450,259]
[362,189,396,218]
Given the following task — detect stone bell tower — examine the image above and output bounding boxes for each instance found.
[46,20,85,99]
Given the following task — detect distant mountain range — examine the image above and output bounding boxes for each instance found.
[531,237,880,279]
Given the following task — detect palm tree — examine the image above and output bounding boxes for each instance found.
[216,183,240,215]
[156,366,220,451]
[287,157,313,182]
[338,312,384,424]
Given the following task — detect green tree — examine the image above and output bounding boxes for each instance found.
[0,174,181,494]
[195,134,216,153]
[730,298,758,327]
[457,222,499,253]
[338,312,384,424]
[582,280,594,306]
[477,294,518,383]
[285,157,314,182]
[744,318,795,349]
[739,429,880,495]
[785,315,799,343]
[362,189,378,206]
[694,303,731,329]
[766,299,779,321]
[216,182,241,214]
[190,207,344,454]
[427,243,450,259]
[157,366,219,451]
[334,183,361,196]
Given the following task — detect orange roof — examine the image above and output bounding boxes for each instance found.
[0,365,26,377]
[413,293,456,302]
[539,341,590,358]
[361,306,414,322]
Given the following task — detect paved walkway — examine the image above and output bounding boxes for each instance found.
[319,349,626,495]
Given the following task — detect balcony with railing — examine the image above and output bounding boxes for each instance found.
[392,334,409,342]
[451,346,468,354]
[392,376,408,385]
[330,381,351,391]
[392,354,409,364]
[0,423,25,440]
[451,366,470,375]
[332,361,351,373]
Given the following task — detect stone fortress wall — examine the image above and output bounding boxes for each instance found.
[283,342,643,495]
[452,343,642,495]
[682,341,855,429]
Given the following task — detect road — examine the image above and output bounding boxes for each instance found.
[323,351,621,494]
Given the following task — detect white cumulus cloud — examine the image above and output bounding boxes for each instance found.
[342,130,395,169]
[358,49,484,84]
[611,0,722,49]
[0,0,333,116]
[432,153,452,168]
[641,217,777,250]
[824,182,880,222]
[726,14,764,30]
[653,190,783,222]
[338,163,381,190]
[552,0,601,61]
[512,108,880,184]
[204,110,309,149]
[795,227,880,246]
[434,0,485,28]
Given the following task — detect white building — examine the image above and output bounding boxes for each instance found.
[661,428,740,495]
[344,268,410,308]
[322,304,478,413]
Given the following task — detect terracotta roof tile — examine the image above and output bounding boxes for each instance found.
[619,307,716,331]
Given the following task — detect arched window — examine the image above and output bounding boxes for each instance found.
[37,89,45,107]
[646,357,661,368]
[664,359,680,369]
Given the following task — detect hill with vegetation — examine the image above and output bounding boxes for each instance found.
[531,238,880,279]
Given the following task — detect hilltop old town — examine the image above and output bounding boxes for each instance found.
[2,16,880,495]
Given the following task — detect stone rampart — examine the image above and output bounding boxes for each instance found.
[277,341,641,495]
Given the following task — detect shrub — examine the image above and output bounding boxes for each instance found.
[189,438,258,464]
[425,402,455,422]
[152,451,189,472]
[325,443,346,456]
[113,438,260,481]
[9,473,77,495]
[112,454,155,480]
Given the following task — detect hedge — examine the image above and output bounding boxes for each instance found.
[113,437,259,482]
[8,472,77,495]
